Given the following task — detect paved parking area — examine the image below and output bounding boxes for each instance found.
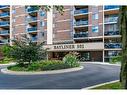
[0,63,120,89]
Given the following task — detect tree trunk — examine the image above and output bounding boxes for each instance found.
[119,6,127,89]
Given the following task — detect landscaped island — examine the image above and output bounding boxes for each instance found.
[8,54,80,71]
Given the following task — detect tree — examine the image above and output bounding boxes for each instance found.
[32,5,64,15]
[10,36,47,67]
[118,6,127,89]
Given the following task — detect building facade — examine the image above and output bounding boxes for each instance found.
[0,5,122,62]
[0,5,10,45]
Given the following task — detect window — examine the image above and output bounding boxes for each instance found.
[81,52,90,61]
[12,18,16,22]
[92,13,98,20]
[12,9,16,14]
[92,26,99,32]
[41,32,44,37]
[40,11,45,16]
[40,21,45,26]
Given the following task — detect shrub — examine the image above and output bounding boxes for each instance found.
[0,44,12,57]
[63,53,80,68]
[39,60,68,70]
[111,56,122,64]
[0,57,14,64]
[8,59,80,71]
[8,64,28,71]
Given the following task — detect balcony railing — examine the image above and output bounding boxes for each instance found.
[74,32,88,38]
[27,17,37,22]
[27,7,38,13]
[104,31,120,36]
[0,21,9,26]
[0,39,9,44]
[0,30,9,35]
[74,9,88,15]
[105,43,122,48]
[107,51,119,57]
[104,6,119,10]
[104,17,118,23]
[0,5,9,9]
[27,27,37,32]
[74,20,88,26]
[0,12,9,18]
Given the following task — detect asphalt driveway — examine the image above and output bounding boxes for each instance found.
[0,63,120,89]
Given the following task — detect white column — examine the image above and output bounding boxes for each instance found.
[102,5,105,63]
[47,6,53,45]
[103,50,105,62]
[10,5,13,46]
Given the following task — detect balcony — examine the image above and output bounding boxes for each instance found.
[104,6,119,10]
[0,12,9,18]
[107,51,120,57]
[104,17,118,23]
[74,9,88,15]
[27,17,37,23]
[105,43,122,49]
[104,31,120,36]
[27,27,37,33]
[74,20,88,26]
[74,32,88,39]
[0,5,9,9]
[27,7,38,13]
[0,39,9,44]
[0,30,9,35]
[0,21,9,27]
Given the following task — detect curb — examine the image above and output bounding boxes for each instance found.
[0,62,16,66]
[1,66,84,75]
[80,62,121,66]
[82,80,119,89]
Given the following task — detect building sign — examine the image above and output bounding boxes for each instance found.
[44,42,104,52]
[53,44,85,50]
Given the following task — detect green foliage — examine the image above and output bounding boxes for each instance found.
[111,56,122,64]
[0,45,15,64]
[0,57,13,64]
[92,82,122,89]
[9,36,47,66]
[8,60,79,71]
[8,64,28,71]
[38,60,67,71]
[0,45,12,57]
[63,53,80,68]
[37,5,64,15]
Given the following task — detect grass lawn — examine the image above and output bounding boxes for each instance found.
[92,82,122,89]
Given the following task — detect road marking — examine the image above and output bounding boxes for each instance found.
[82,80,119,89]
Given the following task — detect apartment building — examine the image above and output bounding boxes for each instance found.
[11,6,47,44]
[0,5,10,45]
[0,5,122,62]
